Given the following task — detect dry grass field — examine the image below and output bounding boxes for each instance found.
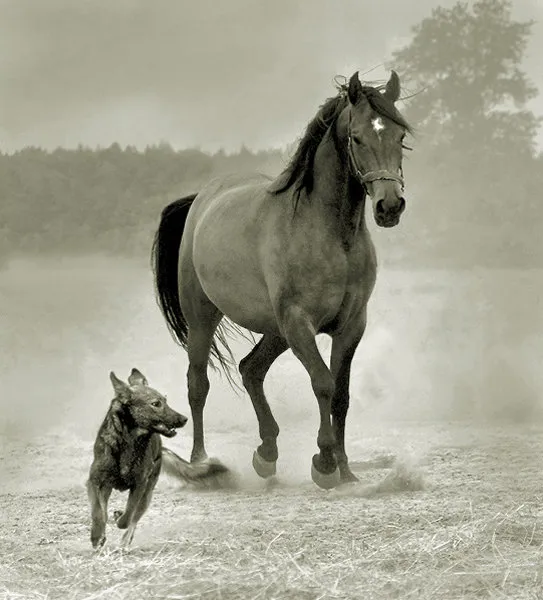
[1,258,542,599]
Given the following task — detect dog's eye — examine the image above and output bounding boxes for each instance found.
[151,401,162,408]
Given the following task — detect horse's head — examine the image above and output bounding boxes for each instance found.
[346,71,411,228]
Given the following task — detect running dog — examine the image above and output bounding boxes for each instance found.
[87,368,227,549]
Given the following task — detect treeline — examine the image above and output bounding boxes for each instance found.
[1,138,543,269]
[0,143,284,261]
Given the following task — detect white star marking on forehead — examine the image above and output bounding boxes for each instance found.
[372,117,385,135]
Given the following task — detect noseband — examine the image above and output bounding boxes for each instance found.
[347,122,405,192]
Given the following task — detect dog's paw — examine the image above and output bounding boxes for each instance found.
[114,510,129,529]
[91,533,106,549]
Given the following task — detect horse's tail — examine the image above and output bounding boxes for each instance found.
[151,195,196,350]
[161,447,237,489]
[151,195,246,386]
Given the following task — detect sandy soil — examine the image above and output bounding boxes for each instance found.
[2,258,543,598]
[2,422,543,599]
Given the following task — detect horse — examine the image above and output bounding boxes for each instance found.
[151,70,413,490]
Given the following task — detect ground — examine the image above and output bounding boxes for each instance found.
[1,258,542,599]
[2,422,543,600]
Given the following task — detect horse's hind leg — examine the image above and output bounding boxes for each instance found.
[178,253,223,463]
[239,334,289,478]
[186,308,223,464]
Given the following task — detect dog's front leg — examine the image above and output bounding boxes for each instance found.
[114,485,146,550]
[121,467,161,548]
[87,479,112,549]
[114,462,161,549]
[113,484,146,531]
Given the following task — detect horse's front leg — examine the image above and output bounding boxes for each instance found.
[239,334,289,478]
[280,305,340,490]
[330,312,367,483]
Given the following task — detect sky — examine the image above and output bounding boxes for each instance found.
[2,0,543,152]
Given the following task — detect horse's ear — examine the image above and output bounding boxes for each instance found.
[110,371,130,400]
[348,72,363,105]
[383,70,401,103]
[128,368,148,387]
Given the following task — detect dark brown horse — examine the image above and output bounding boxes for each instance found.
[152,71,413,489]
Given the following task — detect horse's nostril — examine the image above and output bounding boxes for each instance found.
[398,198,406,213]
[376,200,385,214]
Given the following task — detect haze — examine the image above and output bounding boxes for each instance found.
[2,0,543,152]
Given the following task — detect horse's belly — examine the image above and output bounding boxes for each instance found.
[193,237,278,334]
[198,267,277,334]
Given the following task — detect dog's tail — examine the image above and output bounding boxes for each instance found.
[161,447,237,490]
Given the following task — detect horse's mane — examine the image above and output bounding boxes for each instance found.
[269,79,413,204]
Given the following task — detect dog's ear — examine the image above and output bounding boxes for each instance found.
[110,371,130,400]
[128,368,148,387]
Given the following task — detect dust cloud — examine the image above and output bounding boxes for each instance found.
[1,256,542,483]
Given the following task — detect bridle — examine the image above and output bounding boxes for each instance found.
[347,113,405,192]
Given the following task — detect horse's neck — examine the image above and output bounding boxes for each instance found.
[311,130,368,248]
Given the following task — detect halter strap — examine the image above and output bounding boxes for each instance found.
[360,169,404,186]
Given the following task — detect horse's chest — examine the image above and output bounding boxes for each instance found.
[296,237,374,293]
[345,250,377,290]
[281,247,373,326]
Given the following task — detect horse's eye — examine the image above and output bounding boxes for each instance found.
[352,135,362,145]
[151,401,161,408]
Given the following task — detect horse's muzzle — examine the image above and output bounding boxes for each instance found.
[374,197,406,228]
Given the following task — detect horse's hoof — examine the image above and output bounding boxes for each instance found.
[252,450,277,478]
[311,462,341,490]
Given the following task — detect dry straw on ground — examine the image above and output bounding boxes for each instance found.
[2,425,543,600]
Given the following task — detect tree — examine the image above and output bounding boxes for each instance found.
[392,0,540,158]
[384,0,543,268]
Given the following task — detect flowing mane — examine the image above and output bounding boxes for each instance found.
[268,92,348,202]
[269,79,413,204]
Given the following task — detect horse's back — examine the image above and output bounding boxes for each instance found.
[185,171,280,248]
[190,172,272,213]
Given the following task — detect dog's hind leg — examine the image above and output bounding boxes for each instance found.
[87,479,112,549]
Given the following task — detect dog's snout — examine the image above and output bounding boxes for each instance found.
[176,413,188,428]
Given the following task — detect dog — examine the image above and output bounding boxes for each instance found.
[86,368,228,549]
